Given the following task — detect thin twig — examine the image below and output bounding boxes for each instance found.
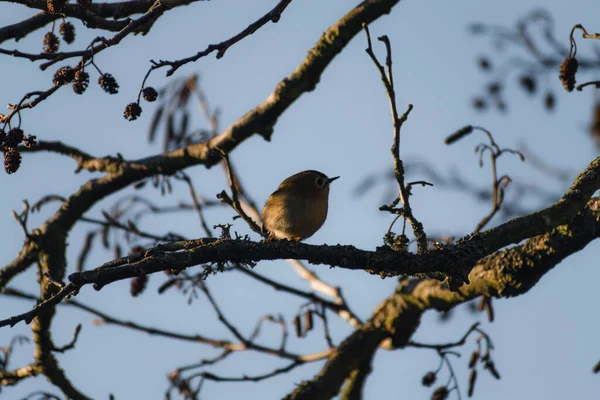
[177,172,213,237]
[0,284,80,328]
[315,305,335,348]
[198,282,248,344]
[363,24,427,253]
[174,350,233,374]
[407,323,480,350]
[200,361,302,382]
[216,151,264,236]
[234,264,362,328]
[51,324,82,353]
[149,0,294,76]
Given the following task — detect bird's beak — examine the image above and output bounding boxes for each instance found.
[327,176,340,184]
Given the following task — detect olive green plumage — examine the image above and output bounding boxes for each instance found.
[262,170,339,240]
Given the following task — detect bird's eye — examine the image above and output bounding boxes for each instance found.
[316,178,324,187]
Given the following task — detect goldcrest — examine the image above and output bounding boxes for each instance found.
[262,170,339,241]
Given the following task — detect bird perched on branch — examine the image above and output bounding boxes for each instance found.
[262,170,339,241]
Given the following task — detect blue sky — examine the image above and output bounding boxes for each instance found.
[1,0,600,399]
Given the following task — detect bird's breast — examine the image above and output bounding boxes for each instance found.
[263,194,328,240]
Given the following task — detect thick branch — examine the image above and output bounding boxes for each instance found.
[0,12,55,44]
[0,240,37,290]
[3,157,600,328]
[340,354,374,400]
[285,198,600,399]
[31,239,92,400]
[66,156,600,287]
[0,0,202,43]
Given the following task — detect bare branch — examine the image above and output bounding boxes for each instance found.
[363,25,426,253]
[0,364,40,386]
[285,197,600,399]
[234,265,363,329]
[2,156,599,327]
[51,324,82,353]
[201,361,302,382]
[149,0,294,76]
[216,151,264,236]
[408,323,481,350]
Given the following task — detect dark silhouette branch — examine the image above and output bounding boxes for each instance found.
[201,361,302,382]
[234,265,363,328]
[2,155,599,328]
[364,25,427,253]
[407,322,482,350]
[340,355,374,400]
[284,197,600,399]
[2,287,333,363]
[149,0,294,76]
[0,0,204,44]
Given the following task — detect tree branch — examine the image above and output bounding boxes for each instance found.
[149,0,293,76]
[364,25,426,253]
[68,156,600,288]
[0,0,204,44]
[285,197,600,399]
[2,156,599,327]
[340,354,374,400]
[0,364,40,386]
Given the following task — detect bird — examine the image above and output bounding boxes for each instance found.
[262,170,339,241]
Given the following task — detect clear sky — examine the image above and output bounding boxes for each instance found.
[1,0,600,399]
